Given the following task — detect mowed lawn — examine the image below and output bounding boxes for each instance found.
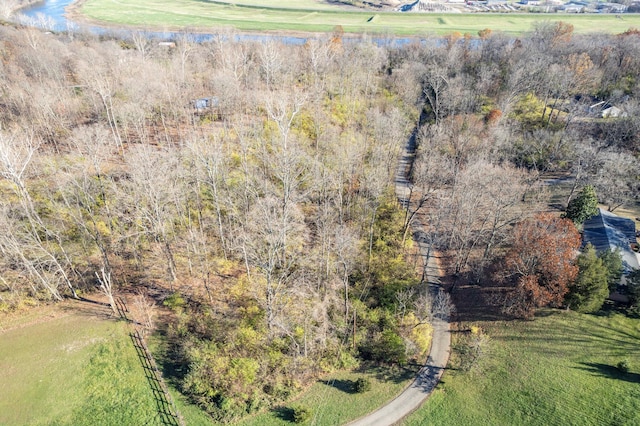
[0,302,160,426]
[78,0,640,35]
[402,309,640,425]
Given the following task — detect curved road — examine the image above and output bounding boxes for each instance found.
[347,131,451,426]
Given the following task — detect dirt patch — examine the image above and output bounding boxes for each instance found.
[0,302,71,334]
[60,336,105,353]
[0,294,125,335]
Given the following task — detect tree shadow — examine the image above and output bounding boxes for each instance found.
[355,362,419,385]
[319,378,357,394]
[448,282,508,323]
[273,406,295,422]
[576,362,640,383]
[59,296,115,320]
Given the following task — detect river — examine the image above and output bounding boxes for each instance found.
[18,0,73,31]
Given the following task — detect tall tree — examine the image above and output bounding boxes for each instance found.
[563,185,599,226]
[599,248,624,291]
[500,213,580,319]
[566,244,609,313]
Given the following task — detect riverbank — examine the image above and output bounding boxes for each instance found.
[10,0,44,14]
[2,0,41,19]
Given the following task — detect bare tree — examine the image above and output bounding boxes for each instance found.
[593,150,638,212]
[133,290,156,335]
[0,130,79,299]
[119,145,184,286]
[96,267,116,314]
[242,196,306,335]
[187,133,231,259]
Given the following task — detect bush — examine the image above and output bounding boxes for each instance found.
[359,328,407,366]
[617,360,630,374]
[291,404,312,423]
[163,292,186,312]
[353,377,371,393]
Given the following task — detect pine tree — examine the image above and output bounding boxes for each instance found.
[563,185,599,226]
[566,244,610,313]
[599,248,624,291]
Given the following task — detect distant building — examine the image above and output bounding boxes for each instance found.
[587,100,626,118]
[597,2,627,13]
[193,97,220,113]
[601,106,625,118]
[560,1,587,12]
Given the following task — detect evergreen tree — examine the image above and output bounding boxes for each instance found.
[599,248,624,291]
[627,269,640,307]
[566,244,609,313]
[563,185,599,226]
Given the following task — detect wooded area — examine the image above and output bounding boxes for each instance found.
[0,22,638,421]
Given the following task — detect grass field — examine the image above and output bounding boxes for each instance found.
[77,0,640,35]
[0,302,164,425]
[402,309,640,425]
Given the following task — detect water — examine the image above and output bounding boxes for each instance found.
[17,0,73,31]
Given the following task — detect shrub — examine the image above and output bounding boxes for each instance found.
[163,292,186,312]
[359,328,407,366]
[353,377,371,393]
[291,404,312,423]
[617,360,630,374]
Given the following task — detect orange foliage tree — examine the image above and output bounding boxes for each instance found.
[500,213,580,319]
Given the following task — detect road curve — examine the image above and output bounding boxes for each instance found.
[346,128,451,426]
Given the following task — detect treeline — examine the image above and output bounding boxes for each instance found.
[0,22,639,420]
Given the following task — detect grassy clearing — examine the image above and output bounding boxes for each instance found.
[0,302,159,425]
[402,309,640,425]
[78,0,640,35]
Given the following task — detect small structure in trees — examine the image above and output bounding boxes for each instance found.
[192,96,219,113]
[582,208,640,301]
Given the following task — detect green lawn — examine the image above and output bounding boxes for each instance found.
[78,0,640,35]
[402,309,640,425]
[0,303,160,426]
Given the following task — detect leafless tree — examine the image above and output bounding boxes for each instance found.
[96,267,116,314]
[593,150,638,212]
[0,130,79,299]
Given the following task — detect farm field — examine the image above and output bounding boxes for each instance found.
[76,0,640,35]
[402,309,640,425]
